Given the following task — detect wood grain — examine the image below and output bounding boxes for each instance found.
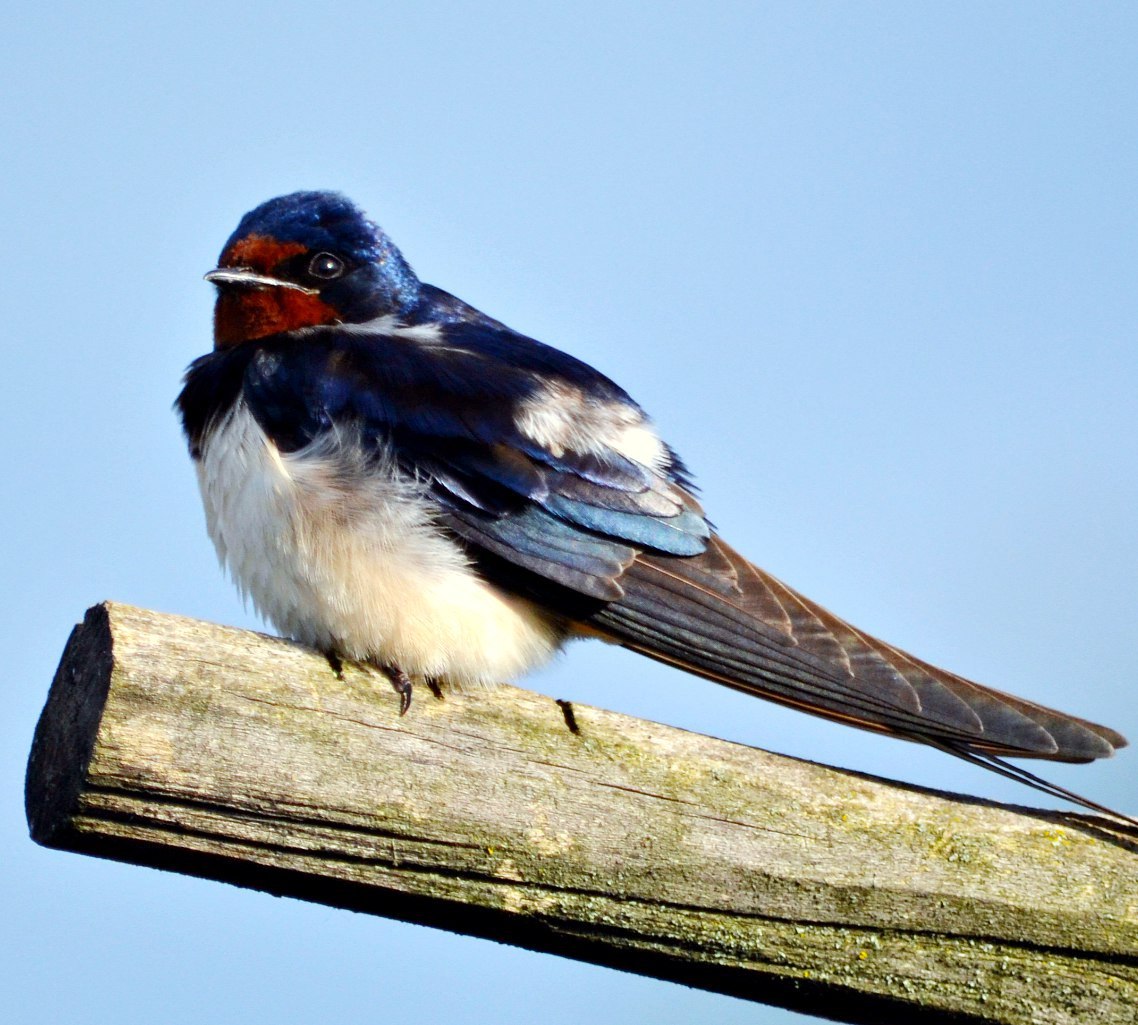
[26,602,1138,1024]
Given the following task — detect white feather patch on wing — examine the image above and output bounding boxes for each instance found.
[196,402,567,687]
[514,381,670,472]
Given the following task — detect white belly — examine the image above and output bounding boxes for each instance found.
[195,402,567,687]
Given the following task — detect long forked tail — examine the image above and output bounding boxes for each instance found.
[585,533,1133,824]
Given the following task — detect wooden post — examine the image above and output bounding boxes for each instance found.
[26,602,1138,1025]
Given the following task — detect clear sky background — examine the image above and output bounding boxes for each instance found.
[3,4,1136,1024]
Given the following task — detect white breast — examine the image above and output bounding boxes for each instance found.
[195,402,567,687]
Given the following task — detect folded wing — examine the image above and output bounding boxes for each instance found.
[587,534,1126,763]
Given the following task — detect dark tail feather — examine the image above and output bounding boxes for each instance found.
[933,743,1138,829]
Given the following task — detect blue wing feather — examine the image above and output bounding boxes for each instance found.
[543,494,709,555]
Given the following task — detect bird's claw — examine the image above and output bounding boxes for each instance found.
[385,665,413,716]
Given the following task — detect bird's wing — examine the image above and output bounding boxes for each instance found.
[588,533,1136,821]
[241,319,1127,783]
[587,534,1126,763]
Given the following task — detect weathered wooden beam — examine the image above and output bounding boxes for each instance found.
[26,602,1138,1024]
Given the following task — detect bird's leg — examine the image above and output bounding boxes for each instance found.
[324,650,345,679]
[383,664,414,716]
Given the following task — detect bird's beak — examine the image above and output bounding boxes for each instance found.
[204,267,318,294]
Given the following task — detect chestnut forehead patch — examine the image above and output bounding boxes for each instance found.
[221,235,308,272]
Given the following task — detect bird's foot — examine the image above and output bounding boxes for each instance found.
[383,664,414,716]
[324,651,345,679]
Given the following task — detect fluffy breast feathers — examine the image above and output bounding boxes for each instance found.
[195,402,568,687]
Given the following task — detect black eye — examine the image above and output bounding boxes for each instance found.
[307,252,345,279]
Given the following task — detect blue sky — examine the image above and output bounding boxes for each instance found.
[3,4,1136,1023]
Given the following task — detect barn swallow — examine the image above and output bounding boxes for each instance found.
[178,190,1129,819]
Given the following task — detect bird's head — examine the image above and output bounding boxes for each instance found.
[205,191,420,349]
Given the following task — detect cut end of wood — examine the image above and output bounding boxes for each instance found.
[26,603,116,847]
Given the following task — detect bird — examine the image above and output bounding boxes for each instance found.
[178,190,1129,822]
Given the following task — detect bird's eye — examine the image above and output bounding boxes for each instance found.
[307,252,345,279]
